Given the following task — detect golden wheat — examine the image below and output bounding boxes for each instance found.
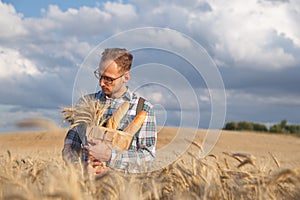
[1,147,300,199]
[61,95,108,129]
[3,114,300,200]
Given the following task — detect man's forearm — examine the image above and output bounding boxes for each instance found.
[62,144,80,163]
[62,128,83,163]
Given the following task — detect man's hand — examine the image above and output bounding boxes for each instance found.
[85,139,112,162]
[89,161,110,176]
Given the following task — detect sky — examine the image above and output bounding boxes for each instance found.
[0,0,299,133]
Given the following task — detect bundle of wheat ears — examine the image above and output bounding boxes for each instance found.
[62,95,108,129]
[62,95,146,150]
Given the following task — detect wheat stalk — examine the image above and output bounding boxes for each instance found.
[61,95,108,129]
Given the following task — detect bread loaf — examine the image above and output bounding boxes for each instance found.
[106,102,130,129]
[86,104,147,150]
[124,110,147,136]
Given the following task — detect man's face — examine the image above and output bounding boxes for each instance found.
[98,59,129,97]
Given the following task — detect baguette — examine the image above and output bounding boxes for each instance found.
[106,102,130,129]
[123,110,147,136]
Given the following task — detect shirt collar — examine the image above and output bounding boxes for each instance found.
[96,86,132,101]
[122,87,132,100]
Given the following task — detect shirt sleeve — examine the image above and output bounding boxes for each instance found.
[62,94,94,163]
[107,103,157,172]
[62,126,83,163]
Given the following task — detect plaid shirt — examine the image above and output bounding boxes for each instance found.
[62,88,157,172]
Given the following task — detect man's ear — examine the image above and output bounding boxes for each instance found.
[124,72,131,82]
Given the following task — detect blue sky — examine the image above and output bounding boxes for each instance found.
[2,0,113,17]
[0,0,300,133]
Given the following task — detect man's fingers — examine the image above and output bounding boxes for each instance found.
[92,161,103,168]
[95,168,105,174]
[87,138,102,146]
[84,139,112,162]
[82,145,89,150]
[87,138,95,145]
[95,167,109,175]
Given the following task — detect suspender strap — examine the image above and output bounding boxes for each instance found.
[136,97,145,114]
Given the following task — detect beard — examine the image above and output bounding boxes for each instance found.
[101,86,112,96]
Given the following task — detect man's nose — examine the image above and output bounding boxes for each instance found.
[99,78,106,86]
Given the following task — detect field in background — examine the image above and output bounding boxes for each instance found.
[0,127,300,199]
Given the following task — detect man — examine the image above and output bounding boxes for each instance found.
[62,48,157,174]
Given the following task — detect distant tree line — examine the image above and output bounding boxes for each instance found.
[223,119,300,135]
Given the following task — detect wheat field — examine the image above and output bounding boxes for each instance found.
[0,126,300,199]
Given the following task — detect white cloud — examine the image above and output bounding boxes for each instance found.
[151,92,163,102]
[103,2,137,18]
[2,0,300,70]
[0,0,300,131]
[44,5,111,35]
[0,1,27,38]
[226,89,300,106]
[209,0,300,69]
[0,46,41,77]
